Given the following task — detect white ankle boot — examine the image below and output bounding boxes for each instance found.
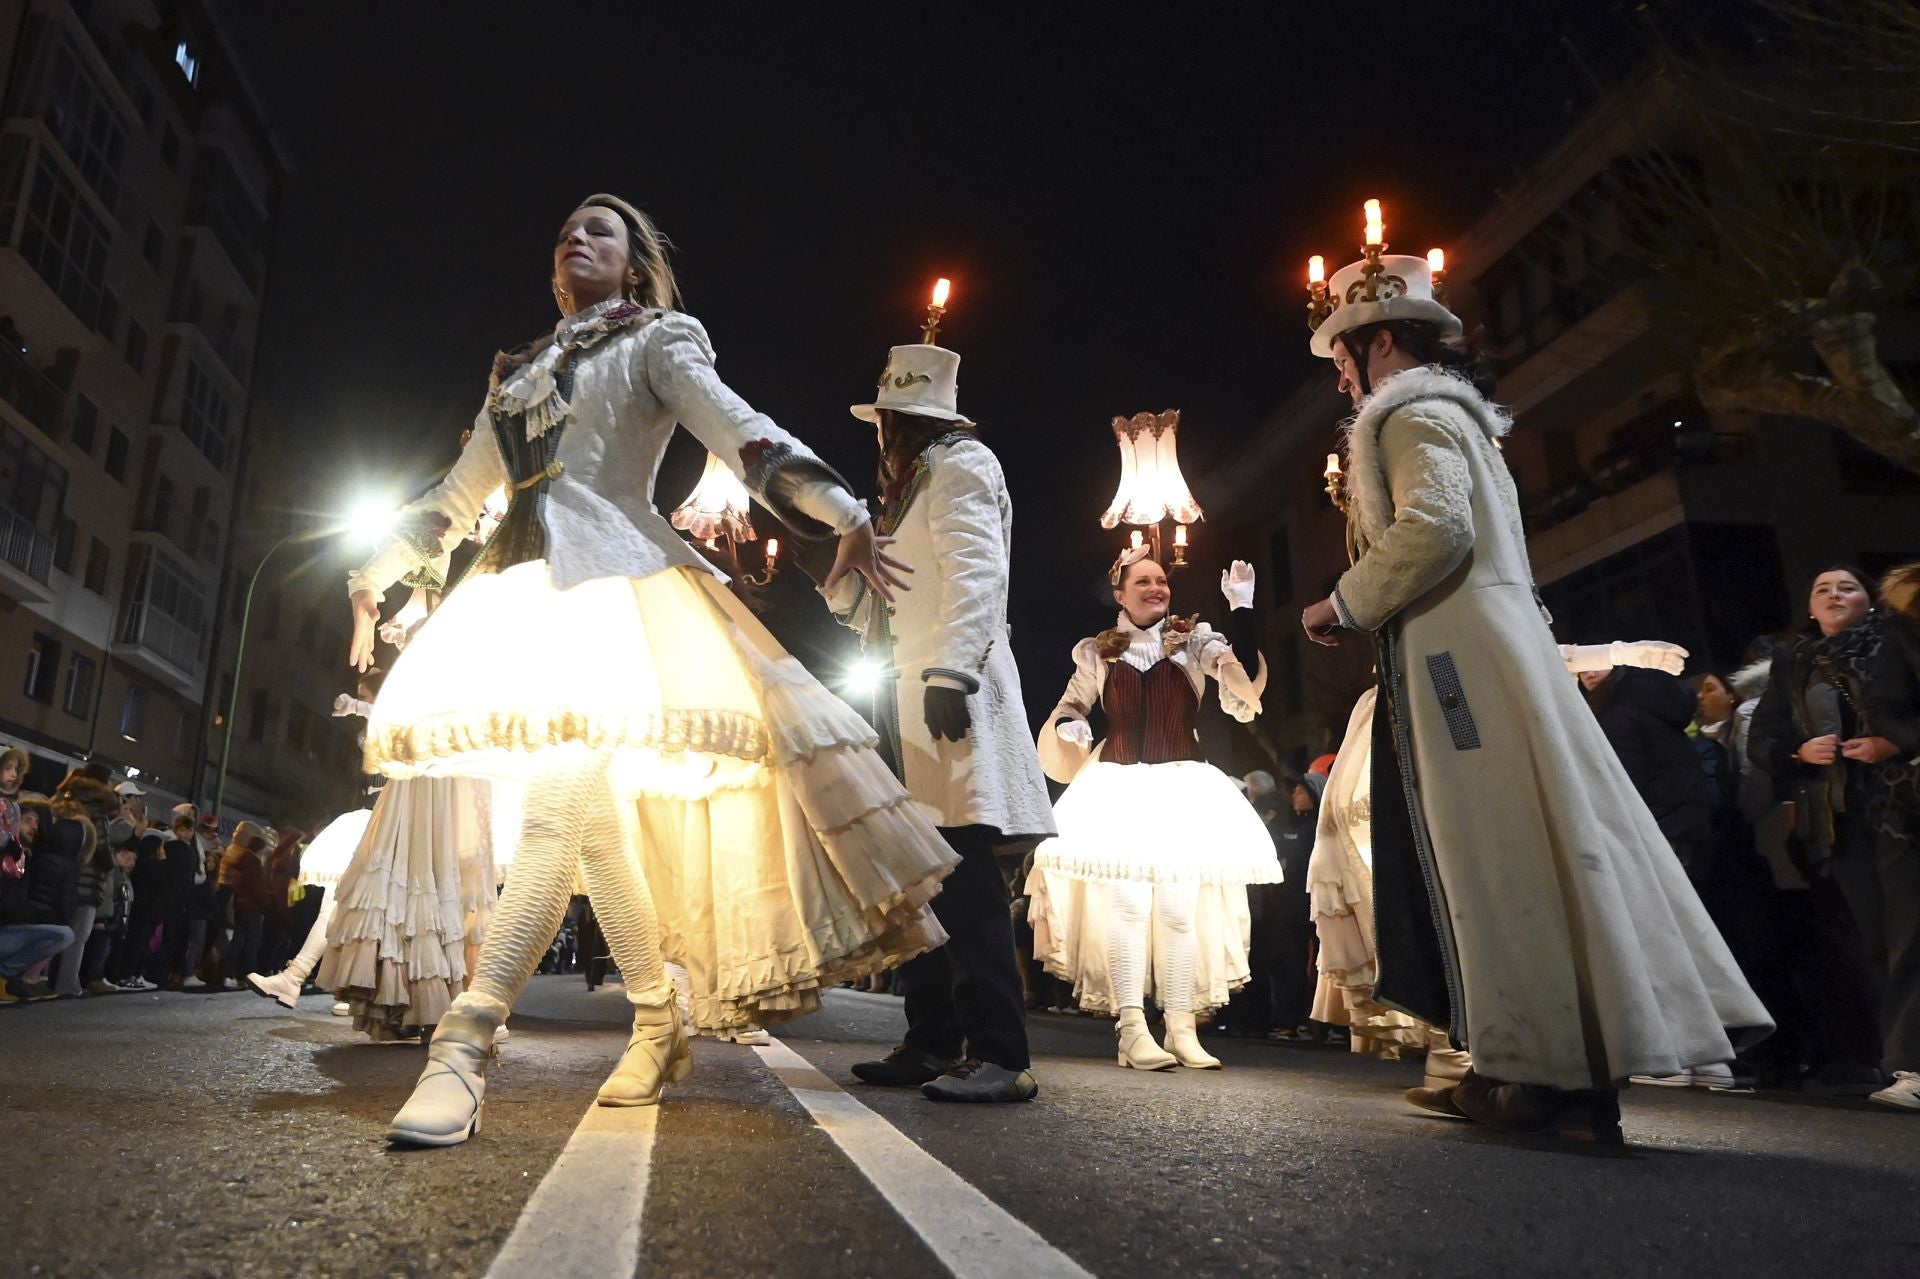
[1115,1007,1178,1070]
[597,1000,693,1106]
[1162,1011,1222,1069]
[245,969,303,1009]
[388,1008,497,1146]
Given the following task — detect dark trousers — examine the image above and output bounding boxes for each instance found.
[1831,829,1920,1073]
[226,909,264,981]
[81,927,115,985]
[899,825,1031,1070]
[1230,884,1314,1035]
[110,908,165,983]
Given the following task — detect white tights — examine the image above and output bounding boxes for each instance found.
[448,752,669,1024]
[1106,880,1200,1013]
[277,897,334,985]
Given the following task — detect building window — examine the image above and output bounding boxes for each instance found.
[71,395,97,456]
[36,32,127,211]
[124,320,146,373]
[96,287,118,339]
[150,475,174,535]
[122,550,208,670]
[61,653,94,718]
[173,709,191,756]
[105,427,128,481]
[83,538,109,594]
[16,153,110,329]
[179,359,231,470]
[0,418,69,527]
[248,689,269,742]
[142,221,164,270]
[119,684,146,741]
[53,514,75,573]
[23,632,59,702]
[199,520,221,568]
[174,40,200,88]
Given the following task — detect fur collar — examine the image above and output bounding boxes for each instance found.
[1730,657,1772,701]
[1341,367,1511,548]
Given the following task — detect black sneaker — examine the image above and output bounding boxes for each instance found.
[922,1059,1039,1103]
[851,1044,962,1087]
[14,977,57,1003]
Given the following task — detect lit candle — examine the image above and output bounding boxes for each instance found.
[1363,199,1384,247]
[932,277,951,309]
[1427,247,1445,276]
[1173,525,1188,548]
[1325,452,1342,478]
[1308,255,1325,285]
[704,537,718,549]
[1129,530,1145,550]
[764,537,780,562]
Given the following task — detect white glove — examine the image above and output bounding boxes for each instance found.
[332,693,354,717]
[1220,560,1256,610]
[1610,640,1688,676]
[1055,719,1093,749]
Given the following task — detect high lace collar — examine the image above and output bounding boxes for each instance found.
[554,295,631,341]
[1115,609,1167,636]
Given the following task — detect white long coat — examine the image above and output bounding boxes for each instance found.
[1335,367,1770,1089]
[824,438,1055,840]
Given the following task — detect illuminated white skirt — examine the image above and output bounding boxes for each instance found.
[315,777,500,1038]
[361,561,955,1030]
[1025,759,1281,1015]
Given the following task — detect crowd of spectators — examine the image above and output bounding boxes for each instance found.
[0,757,312,1006]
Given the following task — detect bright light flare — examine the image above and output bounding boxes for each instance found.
[347,498,398,547]
[1363,198,1384,247]
[1427,247,1445,275]
[1308,255,1325,285]
[931,277,951,308]
[844,657,883,694]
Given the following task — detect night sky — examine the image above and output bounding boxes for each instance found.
[215,2,1733,717]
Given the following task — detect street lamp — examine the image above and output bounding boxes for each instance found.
[211,500,396,818]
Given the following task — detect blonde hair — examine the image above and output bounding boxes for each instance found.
[553,194,682,314]
[1882,561,1920,621]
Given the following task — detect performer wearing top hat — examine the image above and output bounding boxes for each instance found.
[819,336,1055,1103]
[1298,208,1769,1141]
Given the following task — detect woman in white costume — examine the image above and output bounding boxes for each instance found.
[1026,551,1280,1070]
[245,807,373,1015]
[353,194,955,1146]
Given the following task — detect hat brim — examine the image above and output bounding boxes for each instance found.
[850,403,974,426]
[1311,298,1463,357]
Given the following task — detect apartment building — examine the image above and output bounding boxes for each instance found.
[0,0,283,810]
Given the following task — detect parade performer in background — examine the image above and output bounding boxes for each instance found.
[1026,551,1280,1070]
[353,194,956,1146]
[246,806,374,1013]
[1297,211,1769,1141]
[818,336,1055,1103]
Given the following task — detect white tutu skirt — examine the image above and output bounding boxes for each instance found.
[315,777,499,1038]
[362,561,956,1031]
[1026,759,1281,1016]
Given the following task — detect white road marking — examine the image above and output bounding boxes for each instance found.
[755,1038,1094,1279]
[484,1102,658,1279]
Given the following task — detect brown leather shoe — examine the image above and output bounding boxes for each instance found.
[1454,1074,1624,1146]
[1405,1084,1469,1119]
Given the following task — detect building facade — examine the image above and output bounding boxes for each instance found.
[0,0,290,816]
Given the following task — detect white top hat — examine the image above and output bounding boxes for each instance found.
[1310,254,1462,357]
[851,344,974,425]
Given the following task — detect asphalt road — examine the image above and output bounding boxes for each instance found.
[4,977,1917,1278]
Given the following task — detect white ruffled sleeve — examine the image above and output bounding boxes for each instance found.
[1037,638,1105,783]
[347,408,508,599]
[1189,623,1262,723]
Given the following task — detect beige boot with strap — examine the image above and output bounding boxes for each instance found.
[597,996,694,1106]
[1115,1006,1178,1070]
[387,1003,501,1146]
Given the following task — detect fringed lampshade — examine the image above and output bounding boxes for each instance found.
[1099,409,1204,530]
[669,453,757,544]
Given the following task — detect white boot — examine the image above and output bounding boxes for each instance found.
[245,969,304,1009]
[1115,1007,1178,1070]
[596,999,693,1106]
[387,1006,497,1146]
[1162,1011,1222,1069]
[331,1000,351,1016]
[720,1023,770,1046]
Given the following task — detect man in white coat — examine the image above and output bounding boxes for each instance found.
[819,341,1056,1103]
[1297,232,1770,1141]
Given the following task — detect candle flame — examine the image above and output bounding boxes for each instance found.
[764,537,780,561]
[1173,525,1188,548]
[1308,255,1325,285]
[1325,452,1342,477]
[1427,247,1445,275]
[1129,530,1145,550]
[931,277,951,309]
[1363,198,1384,247]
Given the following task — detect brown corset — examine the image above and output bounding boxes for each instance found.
[1101,659,1201,766]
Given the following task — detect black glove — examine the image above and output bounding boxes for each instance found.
[924,685,972,742]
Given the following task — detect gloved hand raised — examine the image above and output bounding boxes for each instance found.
[1220,560,1256,610]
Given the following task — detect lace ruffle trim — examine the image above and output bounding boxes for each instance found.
[367,707,770,774]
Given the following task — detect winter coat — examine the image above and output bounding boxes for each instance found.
[1331,366,1769,1089]
[24,817,86,925]
[1869,613,1920,758]
[219,822,273,914]
[350,304,853,600]
[823,437,1055,839]
[0,845,34,924]
[128,832,171,915]
[1590,668,1718,849]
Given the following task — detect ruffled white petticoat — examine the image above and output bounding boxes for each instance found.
[1025,759,1281,1015]
[315,778,498,1039]
[362,560,955,1031]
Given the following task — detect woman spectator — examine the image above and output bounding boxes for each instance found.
[1749,565,1897,1095]
[1861,562,1920,1111]
[258,828,307,976]
[218,822,272,989]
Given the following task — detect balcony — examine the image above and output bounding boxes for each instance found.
[115,599,204,696]
[0,340,68,439]
[0,500,56,605]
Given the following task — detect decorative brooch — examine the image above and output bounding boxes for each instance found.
[1094,629,1131,662]
[1163,614,1199,655]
